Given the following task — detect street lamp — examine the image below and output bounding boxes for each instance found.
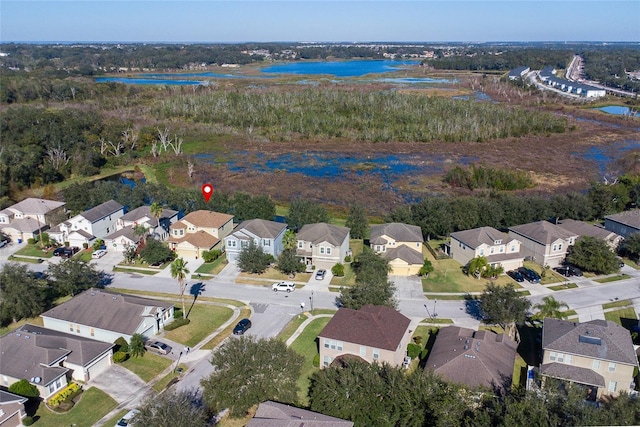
[309,291,314,314]
[433,299,438,318]
[300,301,305,318]
[423,303,432,319]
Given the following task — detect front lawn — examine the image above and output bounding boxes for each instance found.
[289,317,332,406]
[34,386,117,427]
[238,267,311,282]
[120,352,173,382]
[329,262,356,287]
[14,243,55,258]
[422,258,515,293]
[165,303,234,347]
[548,283,578,291]
[594,274,631,283]
[604,307,637,327]
[195,256,227,275]
[201,306,252,350]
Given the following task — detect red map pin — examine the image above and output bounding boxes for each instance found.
[201,183,214,202]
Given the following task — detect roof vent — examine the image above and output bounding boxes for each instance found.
[15,333,21,337]
[112,296,117,300]
[579,335,601,345]
[24,335,30,339]
[33,377,41,384]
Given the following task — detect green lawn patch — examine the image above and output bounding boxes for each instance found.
[603,299,633,310]
[563,309,578,318]
[548,283,578,291]
[9,255,45,264]
[34,386,117,427]
[195,256,227,275]
[277,314,309,343]
[512,355,528,389]
[594,274,631,283]
[0,316,44,337]
[420,318,454,324]
[112,266,158,275]
[329,263,355,287]
[349,239,364,257]
[424,293,471,300]
[14,243,55,258]
[120,352,173,382]
[604,307,637,326]
[78,250,93,262]
[201,307,251,350]
[165,304,234,347]
[152,363,188,392]
[423,257,515,293]
[103,409,129,427]
[289,317,332,406]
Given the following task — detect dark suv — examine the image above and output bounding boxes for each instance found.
[233,318,252,335]
[518,267,541,283]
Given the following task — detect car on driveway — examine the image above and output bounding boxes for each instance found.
[272,281,295,292]
[518,267,541,283]
[53,247,66,256]
[233,318,252,335]
[315,269,327,280]
[145,340,172,355]
[92,249,107,259]
[507,270,525,282]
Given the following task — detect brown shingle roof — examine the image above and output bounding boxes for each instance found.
[542,318,637,365]
[450,226,513,249]
[509,221,578,245]
[169,230,219,249]
[318,305,410,351]
[41,289,173,337]
[4,198,65,216]
[370,223,423,243]
[81,200,123,223]
[381,245,424,265]
[247,401,354,427]
[180,210,233,228]
[121,205,178,227]
[557,219,619,241]
[540,362,605,387]
[605,210,640,229]
[425,326,517,391]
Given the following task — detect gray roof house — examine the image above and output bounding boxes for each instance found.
[297,223,350,268]
[425,326,517,392]
[508,221,578,267]
[0,324,114,399]
[449,226,524,272]
[557,219,622,251]
[370,223,424,275]
[41,288,175,344]
[540,318,638,399]
[0,390,28,427]
[246,401,354,427]
[116,205,179,241]
[225,219,287,263]
[605,210,640,238]
[49,200,124,247]
[0,198,66,242]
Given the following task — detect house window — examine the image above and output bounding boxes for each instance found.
[376,245,381,252]
[553,244,557,251]
[499,246,504,253]
[69,323,73,332]
[360,346,366,357]
[320,247,325,254]
[330,340,336,350]
[479,249,485,256]
[556,353,565,363]
[558,244,563,251]
[593,359,600,369]
[373,349,380,360]
[608,362,616,372]
[228,240,236,247]
[565,354,572,364]
[90,328,95,337]
[608,381,617,393]
[241,241,249,248]
[324,339,329,348]
[337,341,343,351]
[263,239,270,247]
[298,241,303,249]
[326,247,332,255]
[323,356,332,367]
[76,325,80,333]
[510,245,516,252]
[490,247,495,254]
[549,351,557,361]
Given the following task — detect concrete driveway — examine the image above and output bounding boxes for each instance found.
[390,275,426,301]
[88,363,153,406]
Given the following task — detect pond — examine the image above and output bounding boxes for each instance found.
[594,105,639,117]
[261,59,420,77]
[579,139,640,175]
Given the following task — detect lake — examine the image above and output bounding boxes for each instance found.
[261,59,420,77]
[594,105,639,116]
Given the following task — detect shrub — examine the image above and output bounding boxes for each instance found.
[27,238,36,245]
[93,239,105,250]
[407,343,422,359]
[82,242,88,249]
[113,351,128,363]
[331,263,345,277]
[313,353,320,367]
[420,348,429,360]
[22,416,34,426]
[114,336,129,353]
[344,255,352,263]
[8,379,39,398]
[413,335,422,345]
[47,382,82,407]
[164,318,190,331]
[202,249,222,263]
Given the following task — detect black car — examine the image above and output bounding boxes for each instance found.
[567,265,583,277]
[233,318,252,335]
[553,266,572,276]
[53,247,66,256]
[507,270,525,282]
[518,267,541,283]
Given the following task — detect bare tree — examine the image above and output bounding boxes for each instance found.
[187,160,195,181]
[122,127,139,151]
[150,141,159,158]
[157,127,172,152]
[46,146,70,170]
[169,134,183,156]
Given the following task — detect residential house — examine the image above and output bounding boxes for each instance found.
[0,198,66,242]
[41,288,174,344]
[103,227,138,252]
[116,205,179,241]
[450,226,524,272]
[540,318,638,399]
[296,223,350,268]
[246,401,354,427]
[318,305,412,368]
[370,223,424,275]
[425,326,517,392]
[508,221,578,268]
[557,218,623,251]
[168,210,234,258]
[0,324,113,399]
[49,200,124,248]
[605,210,640,238]
[0,390,27,427]
[224,219,287,263]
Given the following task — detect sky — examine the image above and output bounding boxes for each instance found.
[1,1,639,43]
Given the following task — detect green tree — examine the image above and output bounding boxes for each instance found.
[170,258,190,320]
[287,199,329,231]
[276,249,305,275]
[237,241,274,274]
[479,282,531,338]
[139,239,174,265]
[150,201,163,225]
[419,259,434,277]
[232,193,275,221]
[201,336,303,418]
[345,205,368,239]
[47,258,102,296]
[352,247,391,286]
[129,333,145,358]
[133,223,149,244]
[467,256,489,279]
[338,280,397,310]
[482,264,504,279]
[132,390,209,427]
[0,263,46,325]
[331,263,345,276]
[123,245,137,264]
[619,232,640,262]
[8,379,40,398]
[567,236,620,274]
[282,229,297,251]
[92,238,105,251]
[533,296,570,320]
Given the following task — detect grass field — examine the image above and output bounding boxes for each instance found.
[422,257,516,293]
[548,283,578,291]
[195,256,227,275]
[34,387,117,427]
[165,303,234,347]
[594,274,631,283]
[201,306,251,350]
[603,299,633,309]
[120,352,173,382]
[604,307,637,326]
[14,243,54,258]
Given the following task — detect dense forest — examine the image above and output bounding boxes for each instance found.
[581,48,640,93]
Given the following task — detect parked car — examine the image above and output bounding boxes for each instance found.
[53,247,66,256]
[553,266,573,276]
[315,269,327,280]
[60,249,75,259]
[617,258,625,268]
[0,239,8,248]
[92,249,107,259]
[116,409,139,426]
[518,267,541,283]
[145,340,172,355]
[272,281,295,292]
[567,265,583,277]
[233,318,252,335]
[507,270,525,282]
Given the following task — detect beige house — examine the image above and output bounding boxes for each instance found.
[557,219,622,251]
[370,223,424,275]
[540,318,638,399]
[296,223,350,268]
[318,305,412,368]
[450,226,524,272]
[508,221,578,268]
[0,198,66,242]
[0,390,27,427]
[168,210,234,258]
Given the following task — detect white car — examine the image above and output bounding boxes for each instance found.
[272,281,295,293]
[92,249,107,259]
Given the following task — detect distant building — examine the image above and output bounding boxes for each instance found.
[168,210,234,258]
[49,200,124,247]
[556,218,622,251]
[508,66,530,80]
[604,210,640,238]
[370,223,424,275]
[0,198,66,242]
[508,221,578,267]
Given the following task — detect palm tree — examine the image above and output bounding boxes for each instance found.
[282,229,297,251]
[533,296,570,320]
[171,258,190,319]
[133,223,149,245]
[467,256,488,279]
[150,202,163,232]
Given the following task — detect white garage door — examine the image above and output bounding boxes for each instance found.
[86,353,112,381]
